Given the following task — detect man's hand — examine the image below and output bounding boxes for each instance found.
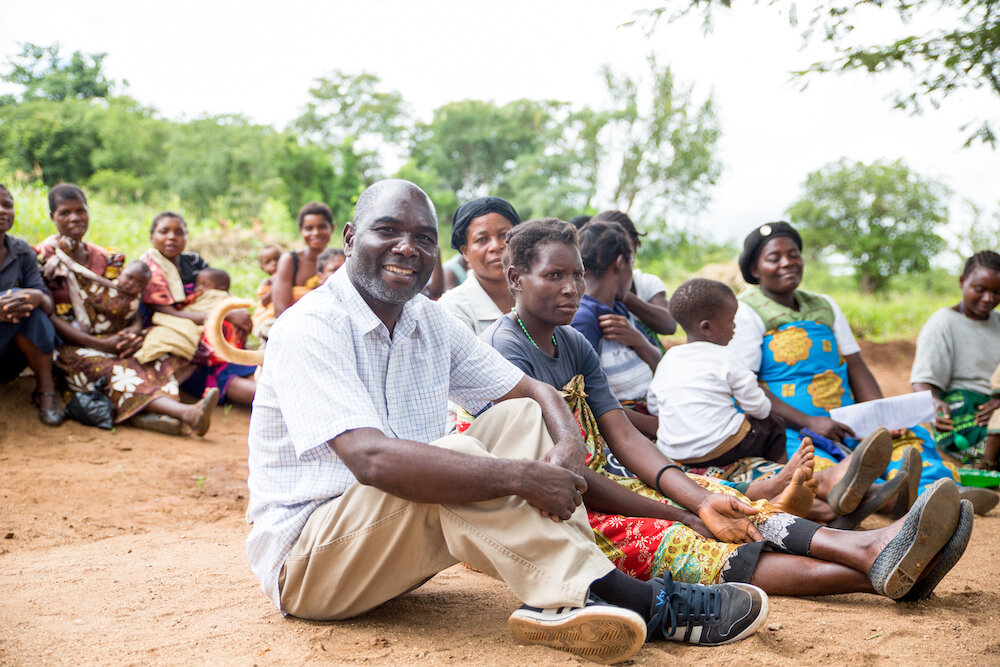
[976,398,1000,426]
[517,460,587,522]
[542,436,586,477]
[695,494,763,544]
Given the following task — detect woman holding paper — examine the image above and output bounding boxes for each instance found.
[729,222,959,503]
[911,251,1000,470]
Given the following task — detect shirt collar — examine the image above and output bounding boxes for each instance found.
[464,272,506,320]
[329,266,421,340]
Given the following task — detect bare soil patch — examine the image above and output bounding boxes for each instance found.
[2,341,998,665]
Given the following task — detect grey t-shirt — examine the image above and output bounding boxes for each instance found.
[481,315,623,418]
[910,307,1000,395]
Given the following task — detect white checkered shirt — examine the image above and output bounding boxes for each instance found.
[245,268,524,609]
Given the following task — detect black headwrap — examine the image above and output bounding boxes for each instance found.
[738,221,803,284]
[450,196,521,251]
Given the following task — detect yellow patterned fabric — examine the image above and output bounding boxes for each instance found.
[560,374,779,583]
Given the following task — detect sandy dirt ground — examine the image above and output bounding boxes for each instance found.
[2,339,999,666]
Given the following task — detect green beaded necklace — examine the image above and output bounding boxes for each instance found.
[511,308,557,350]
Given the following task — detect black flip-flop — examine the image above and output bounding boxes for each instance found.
[868,479,961,599]
[898,499,974,602]
[829,470,909,530]
[828,427,892,515]
[891,446,922,519]
[959,486,999,516]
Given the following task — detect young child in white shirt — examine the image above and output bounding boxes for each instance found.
[647,278,787,466]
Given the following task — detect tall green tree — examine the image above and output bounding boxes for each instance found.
[409,98,571,207]
[591,55,721,221]
[0,99,100,185]
[1,42,115,103]
[632,0,1000,146]
[291,71,410,184]
[787,159,948,292]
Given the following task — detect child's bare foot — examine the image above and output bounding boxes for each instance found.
[770,465,818,516]
[745,439,815,501]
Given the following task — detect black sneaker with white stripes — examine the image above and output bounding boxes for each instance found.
[508,597,646,664]
[646,578,768,645]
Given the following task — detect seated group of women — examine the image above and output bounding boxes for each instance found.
[432,195,996,601]
[1,183,259,436]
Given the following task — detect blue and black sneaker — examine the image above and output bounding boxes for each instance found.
[646,577,768,645]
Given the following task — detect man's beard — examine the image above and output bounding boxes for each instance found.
[348,261,426,306]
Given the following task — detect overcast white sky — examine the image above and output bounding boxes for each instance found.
[3,0,997,245]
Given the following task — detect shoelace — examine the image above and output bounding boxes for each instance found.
[654,583,723,637]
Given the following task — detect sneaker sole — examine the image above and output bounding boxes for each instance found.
[508,606,646,665]
[828,428,892,515]
[869,479,960,599]
[899,499,974,602]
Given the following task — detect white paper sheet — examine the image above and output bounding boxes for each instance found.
[829,391,936,439]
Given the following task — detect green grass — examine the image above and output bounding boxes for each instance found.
[4,177,964,342]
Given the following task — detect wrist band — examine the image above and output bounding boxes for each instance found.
[655,464,684,496]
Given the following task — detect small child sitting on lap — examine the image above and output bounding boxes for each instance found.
[252,244,282,339]
[316,248,346,285]
[134,267,235,364]
[255,244,281,307]
[68,260,150,335]
[647,278,788,467]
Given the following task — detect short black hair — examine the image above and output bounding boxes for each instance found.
[317,247,346,266]
[196,267,230,291]
[568,214,591,230]
[48,183,87,213]
[591,210,643,246]
[0,183,10,198]
[122,260,151,280]
[961,250,1000,279]
[259,243,282,258]
[150,211,188,236]
[503,218,578,274]
[669,278,736,332]
[578,221,631,277]
[297,201,334,229]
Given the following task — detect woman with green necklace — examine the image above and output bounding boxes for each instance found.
[479,217,973,601]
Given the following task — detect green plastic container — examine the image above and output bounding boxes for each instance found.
[958,468,1000,488]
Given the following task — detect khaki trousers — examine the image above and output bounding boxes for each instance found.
[278,398,614,621]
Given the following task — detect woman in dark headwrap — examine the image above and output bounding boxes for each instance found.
[729,221,961,509]
[439,196,521,336]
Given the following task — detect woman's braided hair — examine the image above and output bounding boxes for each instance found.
[578,221,631,277]
[961,250,1000,279]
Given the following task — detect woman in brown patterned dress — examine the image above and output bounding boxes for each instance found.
[36,184,215,435]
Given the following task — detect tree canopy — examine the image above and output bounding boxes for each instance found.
[632,0,1000,147]
[0,43,721,235]
[787,158,948,292]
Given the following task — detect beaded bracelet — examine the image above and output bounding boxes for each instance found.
[654,464,684,496]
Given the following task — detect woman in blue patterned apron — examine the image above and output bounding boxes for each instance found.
[729,222,959,515]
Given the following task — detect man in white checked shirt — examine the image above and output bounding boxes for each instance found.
[245,179,768,664]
